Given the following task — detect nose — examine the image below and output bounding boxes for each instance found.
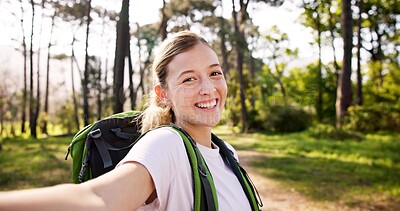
[199,78,216,95]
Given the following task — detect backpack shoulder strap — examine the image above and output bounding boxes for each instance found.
[212,133,263,211]
[168,124,218,211]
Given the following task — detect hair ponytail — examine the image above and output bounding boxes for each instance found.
[140,92,173,133]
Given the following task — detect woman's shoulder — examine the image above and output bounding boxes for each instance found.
[142,126,183,143]
[118,126,187,167]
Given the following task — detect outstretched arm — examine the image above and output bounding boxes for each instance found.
[0,162,154,211]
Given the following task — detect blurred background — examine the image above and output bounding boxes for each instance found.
[0,0,399,136]
[0,0,399,210]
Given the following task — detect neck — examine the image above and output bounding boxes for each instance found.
[177,123,212,148]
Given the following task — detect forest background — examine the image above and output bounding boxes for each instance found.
[0,0,398,137]
[0,0,399,210]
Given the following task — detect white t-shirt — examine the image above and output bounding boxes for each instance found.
[117,127,251,211]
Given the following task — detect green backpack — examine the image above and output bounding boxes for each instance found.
[65,110,262,211]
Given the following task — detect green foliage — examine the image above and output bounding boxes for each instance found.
[255,104,312,132]
[285,61,337,124]
[257,65,276,105]
[225,67,257,128]
[309,124,364,141]
[363,61,400,104]
[345,103,400,132]
[55,101,80,135]
[225,69,241,126]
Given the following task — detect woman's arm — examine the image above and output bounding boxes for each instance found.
[0,162,154,211]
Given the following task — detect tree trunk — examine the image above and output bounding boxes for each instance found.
[0,114,3,136]
[19,0,27,134]
[42,13,55,135]
[219,28,230,80]
[272,59,286,98]
[29,0,37,138]
[217,0,230,80]
[104,41,110,114]
[34,0,46,136]
[113,0,130,113]
[135,23,145,105]
[232,0,249,133]
[82,0,92,125]
[71,37,81,131]
[356,0,364,106]
[249,55,256,109]
[97,60,102,120]
[128,44,136,110]
[158,0,168,40]
[336,0,353,128]
[97,12,107,120]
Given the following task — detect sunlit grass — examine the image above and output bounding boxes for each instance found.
[1,126,399,209]
[213,125,400,209]
[0,136,73,190]
[0,122,74,138]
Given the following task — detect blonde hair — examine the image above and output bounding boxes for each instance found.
[140,31,211,133]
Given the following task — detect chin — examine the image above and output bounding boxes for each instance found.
[196,115,221,127]
[177,112,222,127]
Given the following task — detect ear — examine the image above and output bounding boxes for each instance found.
[154,84,168,103]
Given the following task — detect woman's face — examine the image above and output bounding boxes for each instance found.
[163,43,227,129]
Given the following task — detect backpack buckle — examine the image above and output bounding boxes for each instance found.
[199,165,207,177]
[89,129,102,139]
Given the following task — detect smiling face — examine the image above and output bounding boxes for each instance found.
[161,43,227,129]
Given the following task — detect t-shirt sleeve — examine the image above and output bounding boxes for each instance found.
[116,127,187,207]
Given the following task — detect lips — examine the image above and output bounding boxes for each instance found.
[195,99,217,109]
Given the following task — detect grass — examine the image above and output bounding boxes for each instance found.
[0,136,72,190]
[212,126,400,209]
[1,127,399,209]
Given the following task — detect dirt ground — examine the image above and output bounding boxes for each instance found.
[238,150,357,211]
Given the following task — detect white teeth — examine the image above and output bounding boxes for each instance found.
[196,99,217,108]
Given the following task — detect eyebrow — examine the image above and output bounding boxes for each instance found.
[177,63,221,79]
[209,63,221,68]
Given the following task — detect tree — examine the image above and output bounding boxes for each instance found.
[34,0,47,136]
[231,0,249,133]
[42,3,56,135]
[57,1,89,130]
[17,0,28,134]
[301,0,324,122]
[231,0,284,132]
[113,0,130,113]
[82,0,92,126]
[264,26,299,100]
[134,23,160,98]
[29,0,37,138]
[356,0,364,105]
[158,0,169,40]
[336,0,353,128]
[326,0,341,84]
[361,0,399,103]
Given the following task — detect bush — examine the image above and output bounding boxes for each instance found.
[345,103,400,132]
[248,109,264,130]
[256,104,312,132]
[309,124,364,141]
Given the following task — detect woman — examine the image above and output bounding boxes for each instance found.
[0,31,257,211]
